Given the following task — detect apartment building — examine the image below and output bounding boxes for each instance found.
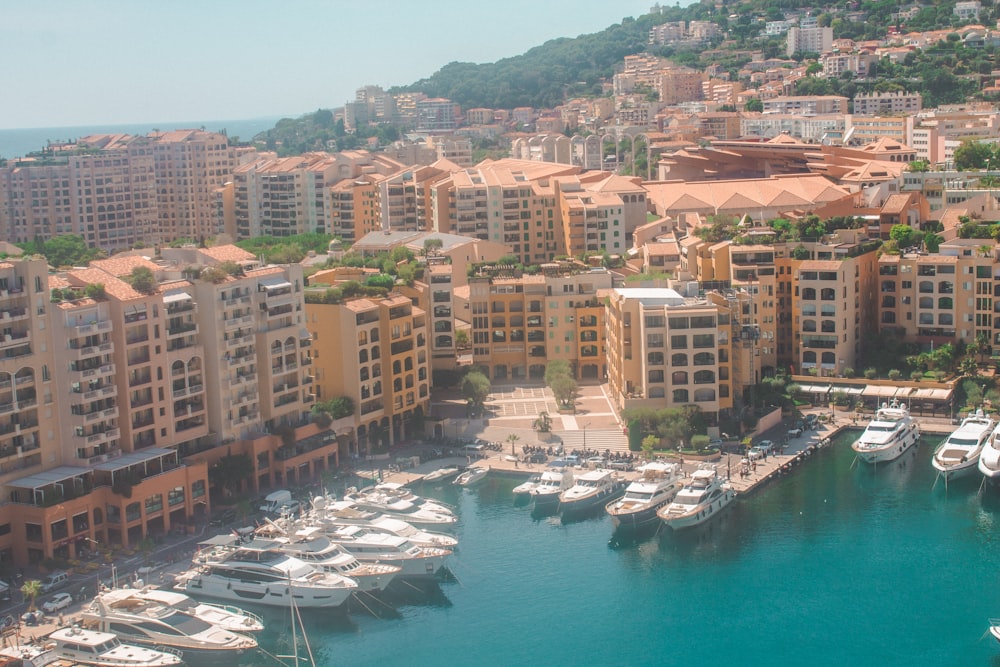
[762,96,848,115]
[467,263,612,382]
[0,135,157,252]
[416,98,462,133]
[852,91,923,116]
[605,288,734,424]
[877,245,989,349]
[658,68,705,105]
[429,160,580,265]
[305,288,430,453]
[149,130,235,244]
[787,23,833,56]
[740,114,844,142]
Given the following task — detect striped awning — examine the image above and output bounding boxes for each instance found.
[862,385,900,398]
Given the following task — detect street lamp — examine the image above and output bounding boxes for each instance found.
[582,421,591,450]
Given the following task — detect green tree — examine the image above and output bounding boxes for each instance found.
[461,370,491,412]
[641,435,658,460]
[128,266,157,294]
[36,234,95,268]
[506,433,520,456]
[550,374,579,410]
[889,224,918,248]
[21,579,42,611]
[209,450,254,498]
[954,140,994,170]
[744,98,763,112]
[907,160,930,173]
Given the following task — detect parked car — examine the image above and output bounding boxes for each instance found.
[527,452,548,464]
[748,440,775,461]
[42,592,72,613]
[40,571,69,593]
[787,428,803,438]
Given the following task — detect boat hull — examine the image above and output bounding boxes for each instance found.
[931,456,979,481]
[560,482,625,517]
[852,428,920,464]
[659,490,735,530]
[180,575,353,609]
[607,501,667,529]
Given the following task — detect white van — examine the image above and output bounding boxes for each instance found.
[259,489,293,514]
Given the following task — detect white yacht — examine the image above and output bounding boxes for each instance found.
[979,423,1000,483]
[453,465,489,487]
[512,474,542,498]
[658,467,736,530]
[851,399,920,464]
[82,587,258,665]
[178,537,357,609]
[529,467,574,505]
[931,409,994,480]
[305,497,458,548]
[325,524,452,580]
[48,626,183,667]
[272,531,402,591]
[423,466,461,484]
[95,587,264,634]
[558,470,626,516]
[343,483,458,529]
[605,461,684,528]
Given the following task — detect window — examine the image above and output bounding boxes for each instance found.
[670,353,687,366]
[672,389,689,402]
[671,371,688,384]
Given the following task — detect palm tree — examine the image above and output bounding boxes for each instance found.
[21,579,41,611]
[506,433,520,456]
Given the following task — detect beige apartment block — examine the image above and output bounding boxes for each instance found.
[658,68,705,105]
[605,288,734,424]
[305,290,431,453]
[150,130,236,244]
[0,135,157,251]
[877,244,991,349]
[159,246,313,440]
[468,262,612,382]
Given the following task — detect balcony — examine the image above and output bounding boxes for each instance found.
[72,319,113,336]
[167,322,197,338]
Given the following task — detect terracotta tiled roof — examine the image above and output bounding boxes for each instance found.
[199,245,256,264]
[90,255,158,278]
[67,268,144,301]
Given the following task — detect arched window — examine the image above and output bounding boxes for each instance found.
[671,371,688,384]
[803,351,817,364]
[821,352,836,365]
[820,288,835,300]
[693,352,715,366]
[693,370,715,384]
[672,389,689,403]
[802,320,817,332]
[694,388,716,402]
[404,358,413,371]
[821,320,836,333]
[802,288,816,300]
[671,353,687,366]
[919,281,934,293]
[392,360,401,374]
[919,296,933,309]
[359,349,368,363]
[648,352,664,364]
[360,367,369,381]
[938,297,953,309]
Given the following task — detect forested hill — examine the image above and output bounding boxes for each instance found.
[389,13,672,109]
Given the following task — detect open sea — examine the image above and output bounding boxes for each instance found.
[238,429,1000,667]
[0,117,284,159]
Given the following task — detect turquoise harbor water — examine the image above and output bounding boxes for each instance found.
[248,430,1000,667]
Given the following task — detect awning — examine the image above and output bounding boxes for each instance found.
[830,384,865,395]
[93,447,177,472]
[8,466,91,490]
[162,291,193,304]
[862,385,900,398]
[259,276,292,290]
[911,387,953,401]
[796,383,831,394]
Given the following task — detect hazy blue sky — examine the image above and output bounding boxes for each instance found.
[0,0,654,129]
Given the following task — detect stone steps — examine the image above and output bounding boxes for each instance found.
[556,429,629,453]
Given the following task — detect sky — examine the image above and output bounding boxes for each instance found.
[0,0,655,130]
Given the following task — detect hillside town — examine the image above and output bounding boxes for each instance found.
[0,0,999,572]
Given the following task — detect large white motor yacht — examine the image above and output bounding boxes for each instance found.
[324,524,452,580]
[343,483,457,529]
[558,469,626,516]
[49,626,183,667]
[529,467,574,505]
[271,530,402,591]
[82,587,258,665]
[605,461,684,528]
[305,497,459,549]
[453,465,489,487]
[178,537,357,609]
[851,399,920,464]
[658,467,735,530]
[978,422,1000,483]
[931,409,994,480]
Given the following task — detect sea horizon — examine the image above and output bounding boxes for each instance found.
[0,116,288,159]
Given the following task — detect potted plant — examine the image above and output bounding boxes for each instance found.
[533,411,554,442]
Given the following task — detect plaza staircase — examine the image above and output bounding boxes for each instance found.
[556,428,629,454]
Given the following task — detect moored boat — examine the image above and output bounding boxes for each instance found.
[931,409,994,481]
[82,587,258,665]
[48,625,184,667]
[851,399,920,464]
[453,465,489,487]
[423,466,461,484]
[343,484,458,529]
[558,469,625,516]
[658,467,735,530]
[529,467,574,505]
[605,461,683,528]
[512,474,542,498]
[979,422,1000,484]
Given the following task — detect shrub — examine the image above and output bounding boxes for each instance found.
[888,369,902,380]
[864,368,877,380]
[910,370,923,381]
[843,367,855,379]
